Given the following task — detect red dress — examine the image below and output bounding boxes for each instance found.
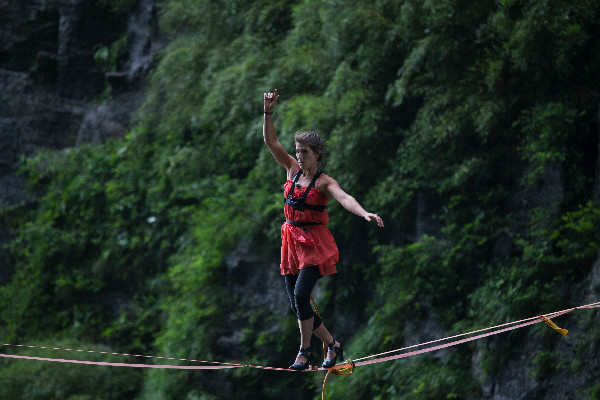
[280,174,339,276]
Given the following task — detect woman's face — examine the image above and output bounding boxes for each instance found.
[295,142,319,170]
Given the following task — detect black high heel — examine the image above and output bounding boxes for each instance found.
[289,347,314,370]
[321,338,344,368]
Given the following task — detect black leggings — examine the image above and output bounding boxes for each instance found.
[284,266,323,330]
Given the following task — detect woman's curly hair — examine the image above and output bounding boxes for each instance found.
[294,130,325,166]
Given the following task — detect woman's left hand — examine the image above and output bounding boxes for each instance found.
[364,213,384,227]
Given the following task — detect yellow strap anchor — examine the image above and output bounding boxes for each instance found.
[541,315,568,336]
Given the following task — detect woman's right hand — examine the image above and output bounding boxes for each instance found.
[264,89,279,113]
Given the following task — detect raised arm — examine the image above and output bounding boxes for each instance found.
[320,175,384,227]
[263,89,298,173]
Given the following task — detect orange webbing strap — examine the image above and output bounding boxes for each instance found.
[321,360,355,400]
[310,296,355,400]
[541,315,568,336]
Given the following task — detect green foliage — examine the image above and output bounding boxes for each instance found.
[323,354,479,400]
[139,180,250,399]
[94,34,128,73]
[0,339,142,400]
[531,350,559,380]
[517,103,583,185]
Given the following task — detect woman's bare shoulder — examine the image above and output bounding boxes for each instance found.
[316,172,339,197]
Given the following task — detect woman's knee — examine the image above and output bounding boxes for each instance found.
[294,295,313,320]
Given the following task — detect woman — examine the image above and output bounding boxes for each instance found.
[263,89,384,370]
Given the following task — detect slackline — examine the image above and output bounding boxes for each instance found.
[1,300,599,371]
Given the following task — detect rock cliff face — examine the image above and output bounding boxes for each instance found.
[0,0,161,206]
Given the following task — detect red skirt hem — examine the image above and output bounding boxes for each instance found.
[280,223,339,276]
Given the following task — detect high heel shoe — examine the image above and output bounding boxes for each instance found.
[321,338,344,368]
[289,347,314,370]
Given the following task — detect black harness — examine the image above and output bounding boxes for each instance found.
[284,169,325,228]
[284,169,326,213]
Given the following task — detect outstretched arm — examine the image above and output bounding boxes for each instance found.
[263,89,298,173]
[321,176,384,227]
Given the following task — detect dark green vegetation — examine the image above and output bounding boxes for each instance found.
[2,0,600,399]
